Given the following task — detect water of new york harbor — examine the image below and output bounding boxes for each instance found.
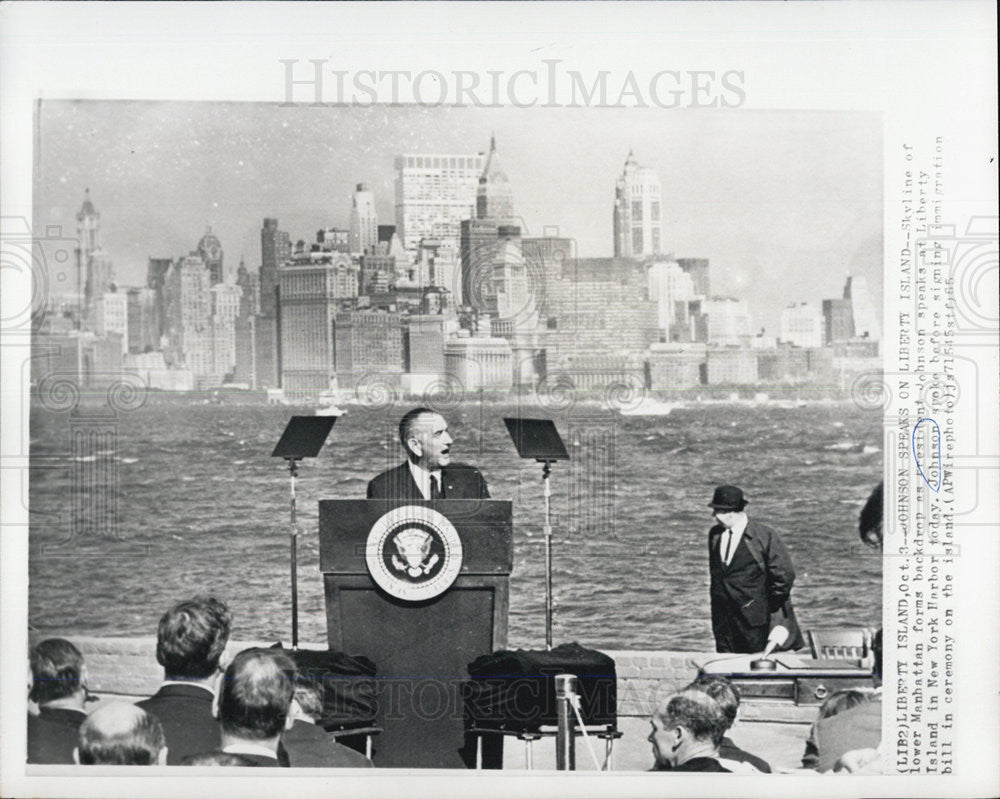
[28,400,882,650]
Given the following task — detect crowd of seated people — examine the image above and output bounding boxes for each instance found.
[27,596,374,768]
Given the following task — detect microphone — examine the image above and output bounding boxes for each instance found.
[751,625,788,670]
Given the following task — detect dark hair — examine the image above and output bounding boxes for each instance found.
[181,751,257,767]
[859,482,883,550]
[398,407,434,458]
[77,703,165,765]
[816,689,870,721]
[689,675,740,729]
[292,679,324,722]
[218,649,296,740]
[29,638,83,705]
[156,596,232,680]
[658,690,728,748]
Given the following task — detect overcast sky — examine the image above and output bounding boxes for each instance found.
[34,100,882,334]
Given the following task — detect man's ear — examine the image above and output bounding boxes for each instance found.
[72,747,80,765]
[158,747,169,766]
[407,437,422,458]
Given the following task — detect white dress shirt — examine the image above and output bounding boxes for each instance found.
[408,461,443,500]
[720,513,749,566]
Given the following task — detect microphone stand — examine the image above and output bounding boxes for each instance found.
[540,458,555,651]
[285,456,300,650]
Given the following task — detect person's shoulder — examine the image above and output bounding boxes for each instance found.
[445,463,484,476]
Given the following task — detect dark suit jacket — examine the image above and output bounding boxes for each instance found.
[813,697,882,772]
[366,462,490,501]
[136,683,220,765]
[674,756,731,772]
[708,517,803,651]
[282,721,374,768]
[27,706,87,764]
[719,736,771,773]
[199,749,284,767]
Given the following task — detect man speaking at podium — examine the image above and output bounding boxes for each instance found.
[367,408,490,501]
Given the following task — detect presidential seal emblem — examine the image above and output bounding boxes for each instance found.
[365,506,463,601]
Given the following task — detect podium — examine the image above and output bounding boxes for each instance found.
[319,499,512,768]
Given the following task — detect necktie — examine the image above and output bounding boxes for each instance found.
[430,474,443,500]
[722,530,733,564]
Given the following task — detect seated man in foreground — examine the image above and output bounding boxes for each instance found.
[687,675,771,773]
[367,407,489,501]
[209,648,297,767]
[137,596,232,764]
[281,679,373,768]
[27,638,90,764]
[648,689,732,772]
[74,702,167,766]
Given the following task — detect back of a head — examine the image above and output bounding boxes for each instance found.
[29,638,84,705]
[689,675,740,730]
[181,751,257,767]
[156,596,232,680]
[659,689,728,748]
[218,649,296,741]
[77,702,165,765]
[817,689,871,721]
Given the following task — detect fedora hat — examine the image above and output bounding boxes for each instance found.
[708,485,748,511]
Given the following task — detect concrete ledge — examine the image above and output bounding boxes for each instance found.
[26,635,815,723]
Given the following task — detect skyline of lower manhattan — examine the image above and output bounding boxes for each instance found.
[33,101,882,339]
[36,103,881,399]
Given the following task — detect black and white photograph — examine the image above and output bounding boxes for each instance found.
[1,2,997,797]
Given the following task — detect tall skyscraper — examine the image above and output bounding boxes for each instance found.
[197,227,225,285]
[333,310,404,390]
[278,253,358,395]
[349,183,378,254]
[844,275,881,340]
[260,218,291,317]
[476,135,515,225]
[164,255,213,381]
[126,287,158,354]
[394,152,485,255]
[76,189,101,316]
[613,150,663,259]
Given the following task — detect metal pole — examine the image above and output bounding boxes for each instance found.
[542,461,553,650]
[555,673,577,771]
[289,458,299,650]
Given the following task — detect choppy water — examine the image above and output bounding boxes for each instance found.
[28,399,883,651]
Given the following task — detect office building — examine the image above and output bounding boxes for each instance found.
[333,310,404,390]
[648,260,697,339]
[349,183,378,254]
[278,254,358,394]
[822,298,855,344]
[647,342,706,390]
[197,227,225,285]
[126,287,158,354]
[394,151,485,255]
[444,336,513,392]
[689,297,753,348]
[93,290,128,355]
[844,275,881,340]
[706,348,758,385]
[613,150,662,258]
[779,302,825,348]
[260,218,291,317]
[676,258,710,296]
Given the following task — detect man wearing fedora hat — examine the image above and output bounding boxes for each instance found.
[707,485,804,654]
